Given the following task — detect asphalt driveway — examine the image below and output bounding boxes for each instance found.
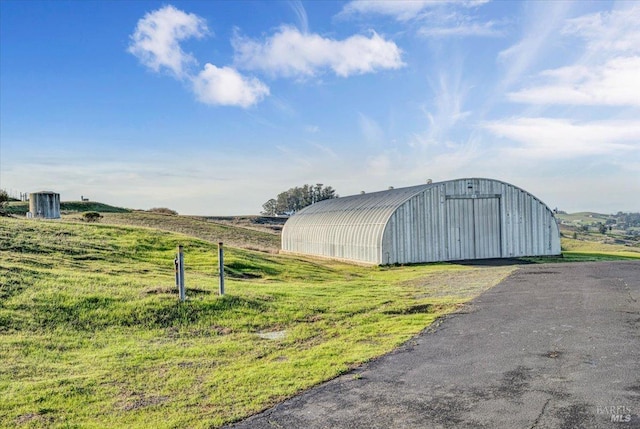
[227,261,640,429]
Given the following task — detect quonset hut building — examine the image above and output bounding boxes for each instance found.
[281,178,561,265]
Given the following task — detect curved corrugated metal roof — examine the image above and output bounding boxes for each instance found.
[281,183,437,263]
[287,183,433,219]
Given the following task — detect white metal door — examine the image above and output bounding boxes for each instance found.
[473,198,501,259]
[446,197,501,260]
[446,198,475,260]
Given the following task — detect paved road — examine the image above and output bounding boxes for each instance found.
[228,261,640,429]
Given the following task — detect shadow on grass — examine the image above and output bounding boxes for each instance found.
[6,294,269,332]
[129,295,268,329]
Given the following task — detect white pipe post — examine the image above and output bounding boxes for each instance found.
[178,245,185,302]
[218,242,225,296]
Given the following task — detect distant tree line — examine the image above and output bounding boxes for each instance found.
[614,212,640,228]
[261,184,338,216]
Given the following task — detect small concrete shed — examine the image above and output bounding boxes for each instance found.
[29,191,61,219]
[281,178,561,265]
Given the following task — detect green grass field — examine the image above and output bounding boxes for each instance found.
[4,201,130,216]
[558,236,640,261]
[0,217,517,428]
[555,211,609,224]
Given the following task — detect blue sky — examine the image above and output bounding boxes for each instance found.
[1,0,638,215]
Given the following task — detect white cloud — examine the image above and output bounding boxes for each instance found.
[128,5,406,108]
[341,0,500,40]
[419,20,502,37]
[340,0,488,22]
[506,5,640,107]
[496,2,573,91]
[484,117,640,158]
[341,0,434,21]
[480,4,640,209]
[508,57,640,106]
[288,0,309,34]
[191,64,269,108]
[562,5,640,54]
[128,5,208,77]
[233,26,404,78]
[129,5,268,108]
[411,65,471,148]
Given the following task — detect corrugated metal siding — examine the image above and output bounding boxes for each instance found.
[29,192,61,219]
[282,178,561,264]
[473,197,502,259]
[282,185,430,264]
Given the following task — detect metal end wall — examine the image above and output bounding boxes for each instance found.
[381,178,560,264]
[281,178,560,265]
[29,192,61,219]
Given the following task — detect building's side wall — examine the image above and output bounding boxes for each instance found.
[283,221,384,264]
[281,201,393,265]
[282,185,432,264]
[382,179,560,264]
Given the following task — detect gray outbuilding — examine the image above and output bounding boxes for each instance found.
[281,178,561,265]
[29,191,61,219]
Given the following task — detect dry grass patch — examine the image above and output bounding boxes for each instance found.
[96,212,280,252]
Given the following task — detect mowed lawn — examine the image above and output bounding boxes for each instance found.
[0,217,519,428]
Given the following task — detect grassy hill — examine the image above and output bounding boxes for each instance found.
[0,216,517,428]
[555,211,640,248]
[5,201,280,252]
[96,212,280,253]
[555,211,609,223]
[4,200,130,215]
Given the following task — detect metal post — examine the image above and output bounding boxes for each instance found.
[178,245,185,302]
[218,242,225,296]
